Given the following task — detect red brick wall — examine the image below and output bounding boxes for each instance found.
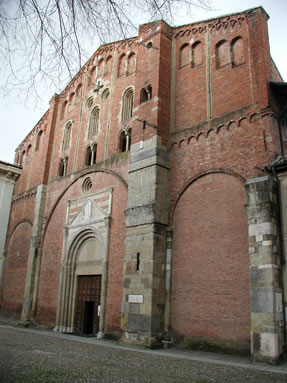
[1,221,32,317]
[171,173,250,345]
[247,9,270,107]
[172,8,271,131]
[210,24,253,118]
[174,31,207,129]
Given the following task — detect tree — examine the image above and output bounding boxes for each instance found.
[0,0,211,101]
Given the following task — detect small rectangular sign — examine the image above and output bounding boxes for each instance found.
[128,294,144,304]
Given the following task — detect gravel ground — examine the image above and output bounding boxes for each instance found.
[0,327,286,383]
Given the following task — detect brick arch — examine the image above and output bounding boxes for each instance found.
[216,39,229,68]
[231,36,244,66]
[170,171,250,349]
[2,221,32,318]
[179,43,190,68]
[170,168,245,225]
[6,219,33,245]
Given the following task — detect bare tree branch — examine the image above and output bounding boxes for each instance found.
[0,0,212,104]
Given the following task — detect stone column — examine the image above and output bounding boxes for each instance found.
[245,175,285,363]
[21,184,46,323]
[121,136,170,348]
[97,216,111,339]
[54,226,69,332]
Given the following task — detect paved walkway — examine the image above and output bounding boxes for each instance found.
[1,324,287,376]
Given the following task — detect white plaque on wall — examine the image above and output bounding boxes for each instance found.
[128,294,144,304]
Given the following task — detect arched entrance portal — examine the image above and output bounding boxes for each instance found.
[54,196,112,338]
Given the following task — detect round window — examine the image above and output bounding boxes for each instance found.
[82,177,93,193]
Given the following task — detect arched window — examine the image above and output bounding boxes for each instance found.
[68,92,75,112]
[97,58,104,77]
[62,122,72,151]
[216,40,229,68]
[118,53,126,77]
[121,87,134,123]
[21,150,26,165]
[36,130,43,151]
[86,144,97,166]
[119,131,127,152]
[89,66,96,87]
[101,88,110,102]
[59,157,68,177]
[140,85,152,103]
[127,52,136,75]
[140,88,149,104]
[61,101,68,120]
[180,43,190,68]
[147,85,152,99]
[26,144,32,158]
[127,128,132,151]
[231,36,244,67]
[85,96,94,110]
[119,129,132,152]
[192,41,202,67]
[104,56,112,75]
[88,106,100,138]
[75,84,82,103]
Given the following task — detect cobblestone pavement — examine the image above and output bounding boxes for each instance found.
[0,326,287,383]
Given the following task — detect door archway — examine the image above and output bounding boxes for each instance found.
[54,196,111,337]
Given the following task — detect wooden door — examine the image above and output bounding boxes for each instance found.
[75,275,102,335]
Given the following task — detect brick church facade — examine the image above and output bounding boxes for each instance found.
[1,7,287,362]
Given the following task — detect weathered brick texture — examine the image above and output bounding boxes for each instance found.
[171,173,250,347]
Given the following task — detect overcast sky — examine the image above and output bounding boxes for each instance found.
[1,0,286,164]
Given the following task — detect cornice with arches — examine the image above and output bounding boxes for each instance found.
[12,187,37,203]
[170,106,274,150]
[174,13,247,39]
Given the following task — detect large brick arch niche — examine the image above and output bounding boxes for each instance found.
[170,172,250,350]
[1,221,32,317]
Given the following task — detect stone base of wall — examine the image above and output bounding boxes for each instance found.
[120,330,164,349]
[173,337,250,356]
